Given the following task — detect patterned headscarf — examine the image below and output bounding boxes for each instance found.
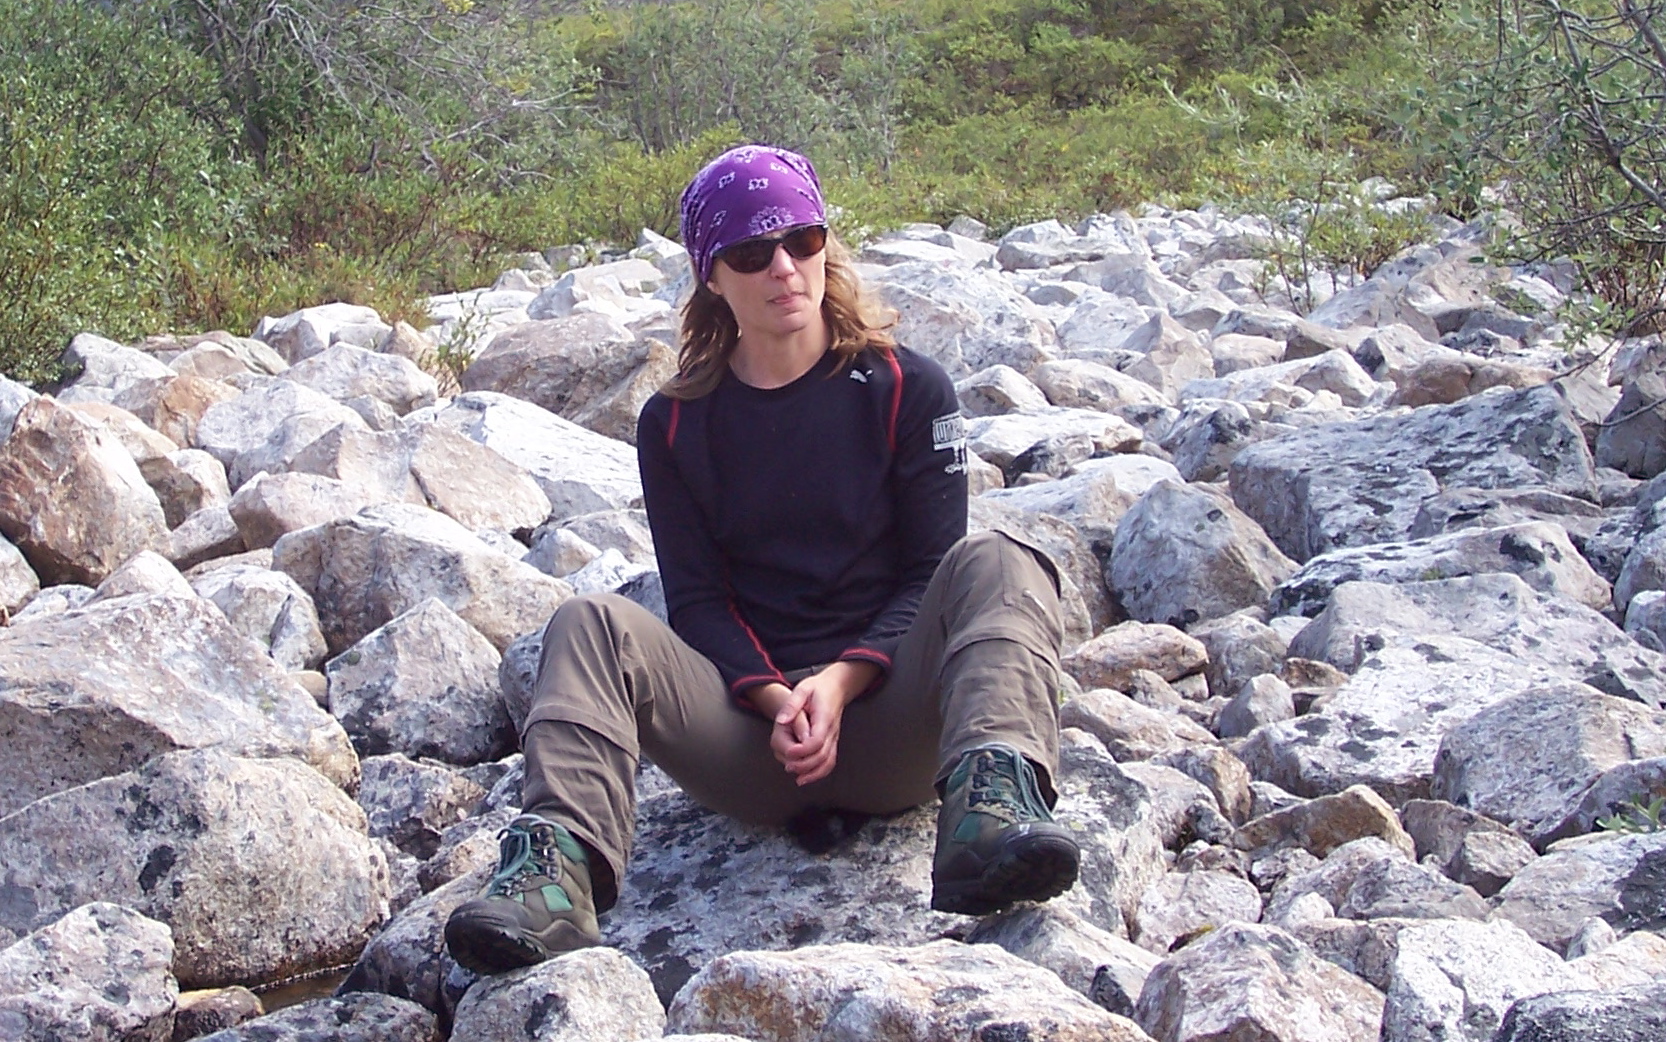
[679,145,827,284]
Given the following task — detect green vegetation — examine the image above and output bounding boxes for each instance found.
[1598,792,1666,834]
[1,0,1659,385]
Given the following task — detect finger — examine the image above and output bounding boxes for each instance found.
[797,745,838,785]
[774,689,810,727]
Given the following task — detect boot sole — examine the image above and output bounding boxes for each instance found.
[444,907,599,976]
[931,824,1080,916]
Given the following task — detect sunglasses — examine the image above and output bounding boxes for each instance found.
[716,224,828,274]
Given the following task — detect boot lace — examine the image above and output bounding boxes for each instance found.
[485,821,558,897]
[966,748,1053,825]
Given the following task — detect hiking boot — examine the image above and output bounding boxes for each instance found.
[930,743,1079,915]
[443,814,600,974]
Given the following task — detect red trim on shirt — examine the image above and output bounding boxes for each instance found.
[666,399,681,448]
[883,349,904,453]
[727,599,783,687]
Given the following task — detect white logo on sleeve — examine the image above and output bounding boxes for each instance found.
[932,413,968,474]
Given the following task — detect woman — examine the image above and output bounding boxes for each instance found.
[445,145,1077,974]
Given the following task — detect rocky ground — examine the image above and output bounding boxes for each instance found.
[4,199,1666,1041]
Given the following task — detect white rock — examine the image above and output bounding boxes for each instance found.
[282,342,437,415]
[0,748,389,988]
[190,563,328,671]
[272,501,572,654]
[874,262,1059,377]
[451,947,665,1042]
[668,940,1148,1041]
[418,392,641,521]
[255,302,390,364]
[0,903,177,1042]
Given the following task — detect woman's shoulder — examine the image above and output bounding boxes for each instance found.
[867,344,955,400]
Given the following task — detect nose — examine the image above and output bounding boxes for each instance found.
[767,241,796,276]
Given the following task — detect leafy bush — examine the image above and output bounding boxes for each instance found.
[0,0,226,384]
[1458,0,1666,334]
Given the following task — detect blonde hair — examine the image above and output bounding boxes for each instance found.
[664,231,898,400]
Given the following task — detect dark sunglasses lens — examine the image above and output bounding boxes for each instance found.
[719,225,827,273]
[782,224,827,258]
[722,239,777,273]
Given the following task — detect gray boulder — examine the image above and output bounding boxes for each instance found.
[1400,799,1537,897]
[1215,673,1295,738]
[1540,757,1666,847]
[195,993,438,1042]
[875,262,1059,377]
[57,332,175,404]
[140,447,231,528]
[1431,685,1666,841]
[282,342,437,415]
[0,373,38,439]
[449,947,665,1042]
[1492,832,1666,953]
[326,598,513,764]
[1238,640,1580,804]
[1030,358,1169,422]
[964,408,1142,477]
[1108,480,1296,629]
[165,504,246,571]
[1060,690,1218,762]
[668,940,1148,1041]
[1494,983,1666,1042]
[227,471,389,550]
[189,563,328,671]
[1381,918,1592,1042]
[0,749,390,988]
[194,380,368,489]
[1268,521,1612,617]
[0,591,355,816]
[1133,922,1385,1042]
[0,902,177,1042]
[273,502,571,655]
[1407,485,1607,542]
[981,466,1135,549]
[1228,384,1595,562]
[1234,784,1415,861]
[356,754,487,859]
[1616,525,1666,615]
[1332,856,1489,921]
[965,904,1159,1010]
[254,302,391,364]
[0,534,36,615]
[459,313,637,416]
[1131,870,1264,954]
[419,392,642,521]
[1595,342,1666,479]
[957,363,1051,417]
[1287,575,1666,706]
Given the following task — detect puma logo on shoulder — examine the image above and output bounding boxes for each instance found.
[849,369,870,383]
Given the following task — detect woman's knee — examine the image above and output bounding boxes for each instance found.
[945,530,1060,593]
[541,592,651,643]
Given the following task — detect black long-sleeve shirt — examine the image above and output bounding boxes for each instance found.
[636,345,969,709]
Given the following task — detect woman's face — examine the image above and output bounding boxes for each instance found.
[706,224,828,347]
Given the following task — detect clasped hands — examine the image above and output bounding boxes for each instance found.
[748,660,880,787]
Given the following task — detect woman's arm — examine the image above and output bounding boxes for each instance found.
[836,350,969,678]
[637,398,789,709]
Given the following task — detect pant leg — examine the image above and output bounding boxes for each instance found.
[811,529,1066,812]
[518,593,825,908]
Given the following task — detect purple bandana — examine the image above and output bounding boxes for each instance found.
[679,145,827,284]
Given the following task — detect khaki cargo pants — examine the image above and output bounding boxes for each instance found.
[519,529,1065,910]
